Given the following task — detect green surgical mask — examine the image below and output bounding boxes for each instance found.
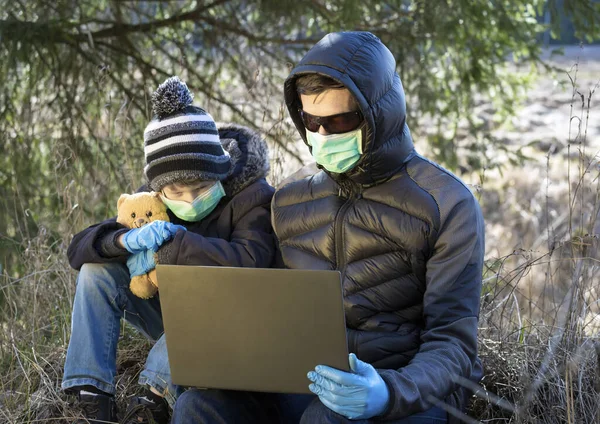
[306,127,363,174]
[160,181,225,222]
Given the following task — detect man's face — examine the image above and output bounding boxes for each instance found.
[161,180,215,203]
[300,89,357,135]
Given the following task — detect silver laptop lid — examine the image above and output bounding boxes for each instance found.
[156,265,349,394]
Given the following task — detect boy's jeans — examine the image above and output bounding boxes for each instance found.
[62,262,183,406]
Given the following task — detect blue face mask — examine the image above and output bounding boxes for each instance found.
[160,181,225,222]
[306,127,363,174]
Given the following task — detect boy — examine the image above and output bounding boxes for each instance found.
[62,77,275,423]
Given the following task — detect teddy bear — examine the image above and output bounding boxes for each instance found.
[116,191,170,299]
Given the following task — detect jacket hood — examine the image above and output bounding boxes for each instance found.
[284,31,415,186]
[218,123,270,197]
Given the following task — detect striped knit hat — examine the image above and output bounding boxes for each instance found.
[143,77,231,191]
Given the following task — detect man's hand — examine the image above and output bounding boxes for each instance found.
[307,353,390,420]
[127,250,156,277]
[121,221,185,253]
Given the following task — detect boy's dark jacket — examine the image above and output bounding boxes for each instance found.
[275,31,485,421]
[68,124,274,270]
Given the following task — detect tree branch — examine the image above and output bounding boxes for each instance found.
[82,0,226,39]
[80,2,319,46]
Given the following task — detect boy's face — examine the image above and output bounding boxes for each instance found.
[300,88,357,135]
[161,180,215,203]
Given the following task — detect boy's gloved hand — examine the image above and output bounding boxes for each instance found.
[126,250,156,277]
[307,353,390,420]
[121,220,185,253]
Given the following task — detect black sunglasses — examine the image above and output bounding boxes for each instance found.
[299,109,364,134]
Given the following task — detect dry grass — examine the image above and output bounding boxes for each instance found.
[460,54,600,423]
[0,226,153,422]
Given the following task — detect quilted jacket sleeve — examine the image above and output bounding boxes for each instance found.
[156,182,275,269]
[66,218,130,270]
[377,190,484,420]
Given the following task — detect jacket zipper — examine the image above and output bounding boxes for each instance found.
[334,182,361,283]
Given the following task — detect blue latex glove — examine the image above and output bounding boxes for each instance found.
[307,353,390,420]
[127,250,156,277]
[121,220,185,253]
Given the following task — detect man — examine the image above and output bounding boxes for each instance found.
[275,30,484,423]
[172,31,484,423]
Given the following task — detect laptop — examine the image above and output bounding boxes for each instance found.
[155,265,349,394]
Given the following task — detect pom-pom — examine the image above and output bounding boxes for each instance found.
[151,76,194,118]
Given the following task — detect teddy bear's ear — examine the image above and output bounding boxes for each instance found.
[150,191,160,198]
[117,194,129,209]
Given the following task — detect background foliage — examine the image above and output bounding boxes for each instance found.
[1,1,600,422]
[2,0,599,279]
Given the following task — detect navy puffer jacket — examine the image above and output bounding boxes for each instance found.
[68,124,275,271]
[274,32,484,420]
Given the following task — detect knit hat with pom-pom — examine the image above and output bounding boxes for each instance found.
[143,76,231,191]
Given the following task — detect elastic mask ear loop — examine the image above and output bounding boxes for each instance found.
[349,125,369,178]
